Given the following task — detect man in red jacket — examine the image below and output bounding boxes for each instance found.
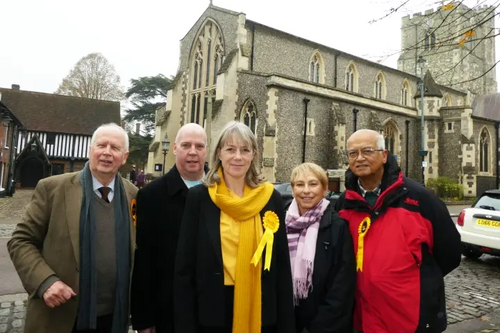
[335,129,461,333]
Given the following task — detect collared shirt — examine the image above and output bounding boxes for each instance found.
[357,179,381,198]
[92,175,115,202]
[182,179,203,188]
[182,175,205,188]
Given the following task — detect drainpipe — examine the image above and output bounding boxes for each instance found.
[302,97,310,163]
[405,120,410,176]
[496,122,499,188]
[353,108,359,132]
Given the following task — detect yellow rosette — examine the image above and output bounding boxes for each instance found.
[130,198,137,228]
[357,217,371,272]
[251,211,279,271]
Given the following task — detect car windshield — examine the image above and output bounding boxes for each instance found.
[474,194,500,211]
[273,183,288,191]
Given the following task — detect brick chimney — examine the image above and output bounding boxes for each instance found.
[135,123,141,135]
[11,84,20,90]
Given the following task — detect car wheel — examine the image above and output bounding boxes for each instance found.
[462,247,483,260]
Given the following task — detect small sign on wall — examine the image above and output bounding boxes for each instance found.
[155,164,162,172]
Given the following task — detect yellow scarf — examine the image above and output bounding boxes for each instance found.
[208,168,274,333]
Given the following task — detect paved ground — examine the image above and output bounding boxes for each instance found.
[0,189,32,226]
[0,191,495,332]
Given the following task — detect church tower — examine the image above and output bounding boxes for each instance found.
[398,3,497,95]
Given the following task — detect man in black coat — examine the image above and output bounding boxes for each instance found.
[131,123,208,333]
[130,165,137,184]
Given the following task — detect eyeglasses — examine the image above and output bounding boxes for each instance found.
[347,147,384,160]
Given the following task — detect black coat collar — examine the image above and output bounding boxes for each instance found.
[165,165,188,197]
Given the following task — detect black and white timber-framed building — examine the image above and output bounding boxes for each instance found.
[0,84,120,188]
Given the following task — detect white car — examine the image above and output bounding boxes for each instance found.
[457,190,500,259]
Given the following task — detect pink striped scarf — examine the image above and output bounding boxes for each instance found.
[285,198,330,304]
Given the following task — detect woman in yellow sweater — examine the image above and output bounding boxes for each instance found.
[174,121,295,333]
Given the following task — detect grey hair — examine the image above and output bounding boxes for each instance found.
[204,121,264,188]
[376,133,385,150]
[91,123,129,152]
[347,129,385,151]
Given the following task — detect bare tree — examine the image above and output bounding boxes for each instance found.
[55,53,124,101]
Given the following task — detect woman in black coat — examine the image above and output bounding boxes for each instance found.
[286,163,356,333]
[174,121,295,333]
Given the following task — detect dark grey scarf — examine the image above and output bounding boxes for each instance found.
[76,162,131,333]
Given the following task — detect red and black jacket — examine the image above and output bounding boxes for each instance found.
[334,154,461,333]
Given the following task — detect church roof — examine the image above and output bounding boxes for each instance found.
[414,71,443,98]
[472,94,500,122]
[244,19,466,96]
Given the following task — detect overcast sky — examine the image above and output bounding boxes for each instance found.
[1,0,498,95]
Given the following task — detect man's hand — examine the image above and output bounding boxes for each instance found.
[42,281,76,308]
[138,328,156,333]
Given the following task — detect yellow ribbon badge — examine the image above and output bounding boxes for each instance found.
[130,198,137,228]
[251,211,279,271]
[356,217,371,272]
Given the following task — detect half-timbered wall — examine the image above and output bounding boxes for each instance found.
[16,131,91,159]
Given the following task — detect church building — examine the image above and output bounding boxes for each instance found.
[148,2,499,197]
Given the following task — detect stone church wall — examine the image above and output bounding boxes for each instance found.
[250,24,336,86]
[439,108,463,182]
[236,72,274,164]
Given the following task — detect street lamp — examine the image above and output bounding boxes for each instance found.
[162,134,170,175]
[417,55,428,187]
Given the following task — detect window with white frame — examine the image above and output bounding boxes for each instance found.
[4,124,9,149]
[190,20,224,126]
[445,122,454,133]
[241,100,257,134]
[306,118,315,136]
[0,163,4,191]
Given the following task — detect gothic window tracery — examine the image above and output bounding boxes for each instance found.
[309,52,324,84]
[401,80,411,106]
[190,20,224,127]
[345,63,358,93]
[383,121,398,154]
[374,72,386,99]
[480,128,490,173]
[241,100,257,134]
[424,33,436,50]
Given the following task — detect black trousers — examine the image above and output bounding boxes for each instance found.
[199,286,277,333]
[72,314,113,333]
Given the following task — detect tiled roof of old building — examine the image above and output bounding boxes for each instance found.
[0,87,120,135]
[0,101,24,127]
[472,93,500,122]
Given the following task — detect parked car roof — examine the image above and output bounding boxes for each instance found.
[484,189,500,195]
